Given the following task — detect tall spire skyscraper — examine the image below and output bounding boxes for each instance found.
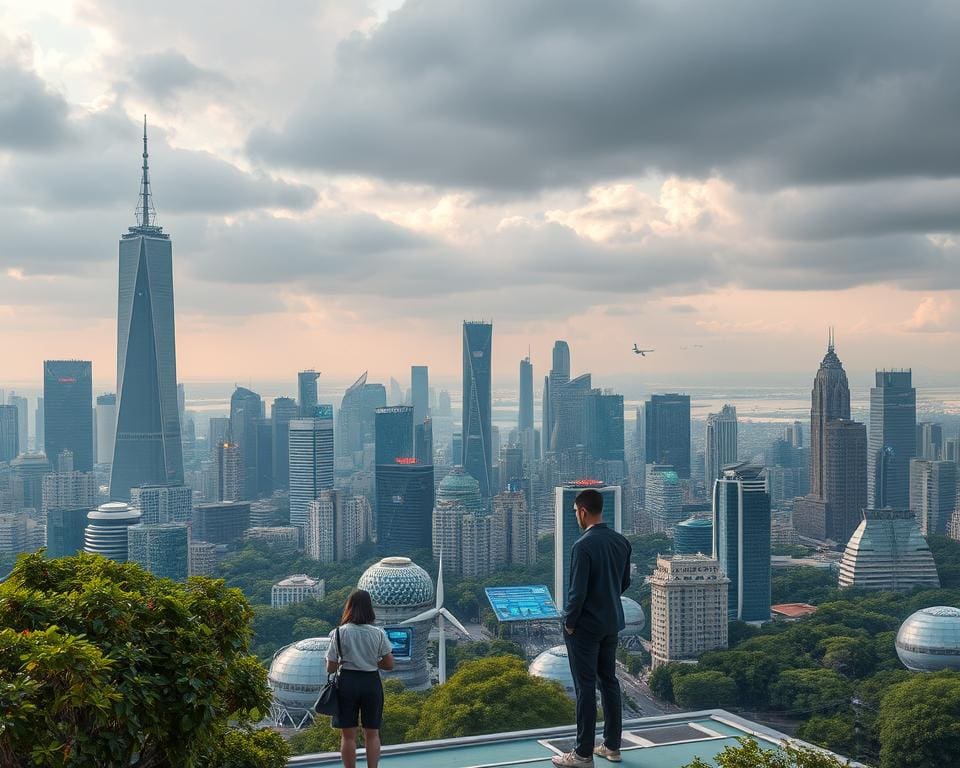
[810,329,850,499]
[110,118,184,500]
[462,321,492,498]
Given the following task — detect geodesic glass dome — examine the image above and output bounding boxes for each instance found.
[267,637,333,728]
[896,606,960,672]
[358,556,434,608]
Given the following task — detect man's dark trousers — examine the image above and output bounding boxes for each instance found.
[563,628,622,758]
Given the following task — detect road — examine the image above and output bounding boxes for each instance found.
[616,662,677,718]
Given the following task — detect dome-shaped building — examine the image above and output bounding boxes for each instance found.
[896,606,960,672]
[529,645,575,698]
[619,596,646,650]
[436,467,484,514]
[84,502,142,562]
[267,636,332,728]
[674,517,713,556]
[358,556,434,688]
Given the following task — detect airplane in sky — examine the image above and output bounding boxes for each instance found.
[633,344,654,356]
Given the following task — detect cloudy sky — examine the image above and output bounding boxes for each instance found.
[2,0,959,390]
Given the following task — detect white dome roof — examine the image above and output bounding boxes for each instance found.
[620,596,646,636]
[358,556,434,608]
[896,606,960,672]
[268,637,333,709]
[529,645,575,696]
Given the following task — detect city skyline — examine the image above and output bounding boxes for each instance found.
[2,2,960,383]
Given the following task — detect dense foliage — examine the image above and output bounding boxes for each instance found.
[289,656,574,755]
[650,556,960,766]
[0,551,287,767]
[683,737,849,768]
[876,671,960,768]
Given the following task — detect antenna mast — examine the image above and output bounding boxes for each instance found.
[135,115,157,228]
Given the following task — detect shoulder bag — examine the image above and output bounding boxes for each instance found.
[314,626,343,716]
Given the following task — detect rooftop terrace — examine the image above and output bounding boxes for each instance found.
[287,710,856,768]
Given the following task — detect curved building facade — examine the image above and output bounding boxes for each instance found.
[619,596,646,651]
[896,607,960,672]
[529,645,575,698]
[268,637,333,728]
[358,556,434,688]
[84,502,142,562]
[436,466,484,514]
[839,508,939,591]
[674,517,713,555]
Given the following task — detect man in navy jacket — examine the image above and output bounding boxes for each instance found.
[553,489,632,766]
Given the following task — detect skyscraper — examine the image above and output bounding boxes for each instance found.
[45,507,89,559]
[411,366,429,426]
[34,397,44,453]
[868,370,917,509]
[462,321,493,498]
[794,334,857,540]
[910,459,958,536]
[519,356,534,432]
[337,372,386,461]
[127,523,189,581]
[0,405,18,462]
[544,341,571,453]
[7,394,28,454]
[704,405,738,491]
[375,406,414,465]
[712,464,771,621]
[111,120,183,499]
[550,374,592,454]
[129,484,193,524]
[288,410,335,535]
[230,386,262,500]
[270,397,298,490]
[43,361,94,472]
[376,459,434,553]
[298,370,319,417]
[95,393,116,465]
[645,394,691,478]
[810,332,851,499]
[823,419,868,543]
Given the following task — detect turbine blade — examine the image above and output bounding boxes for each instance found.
[400,608,439,625]
[439,608,470,636]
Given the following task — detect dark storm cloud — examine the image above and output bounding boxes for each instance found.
[129,50,230,102]
[187,211,437,288]
[762,180,960,241]
[0,109,316,214]
[0,40,71,150]
[248,0,960,192]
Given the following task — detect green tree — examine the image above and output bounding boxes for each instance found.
[673,671,737,710]
[770,668,852,715]
[211,728,290,768]
[648,663,693,703]
[771,567,838,605]
[407,656,574,740]
[795,714,855,755]
[699,650,782,708]
[927,535,960,588]
[818,636,876,679]
[683,736,849,768]
[0,551,276,767]
[877,671,960,768]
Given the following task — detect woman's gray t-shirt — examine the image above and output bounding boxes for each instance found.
[326,623,391,672]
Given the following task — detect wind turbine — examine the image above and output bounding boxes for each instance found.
[401,551,470,684]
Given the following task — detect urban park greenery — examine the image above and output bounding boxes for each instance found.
[0,550,288,768]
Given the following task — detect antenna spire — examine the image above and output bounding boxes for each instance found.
[828,326,835,352]
[135,115,157,229]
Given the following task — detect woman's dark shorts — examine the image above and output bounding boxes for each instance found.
[332,670,384,730]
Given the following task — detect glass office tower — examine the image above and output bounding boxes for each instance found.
[110,120,183,499]
[462,321,493,498]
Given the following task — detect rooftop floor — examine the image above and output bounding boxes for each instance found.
[287,710,851,768]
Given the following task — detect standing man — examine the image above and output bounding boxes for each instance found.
[553,489,632,766]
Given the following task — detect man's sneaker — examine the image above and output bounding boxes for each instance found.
[551,749,594,766]
[594,743,622,762]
